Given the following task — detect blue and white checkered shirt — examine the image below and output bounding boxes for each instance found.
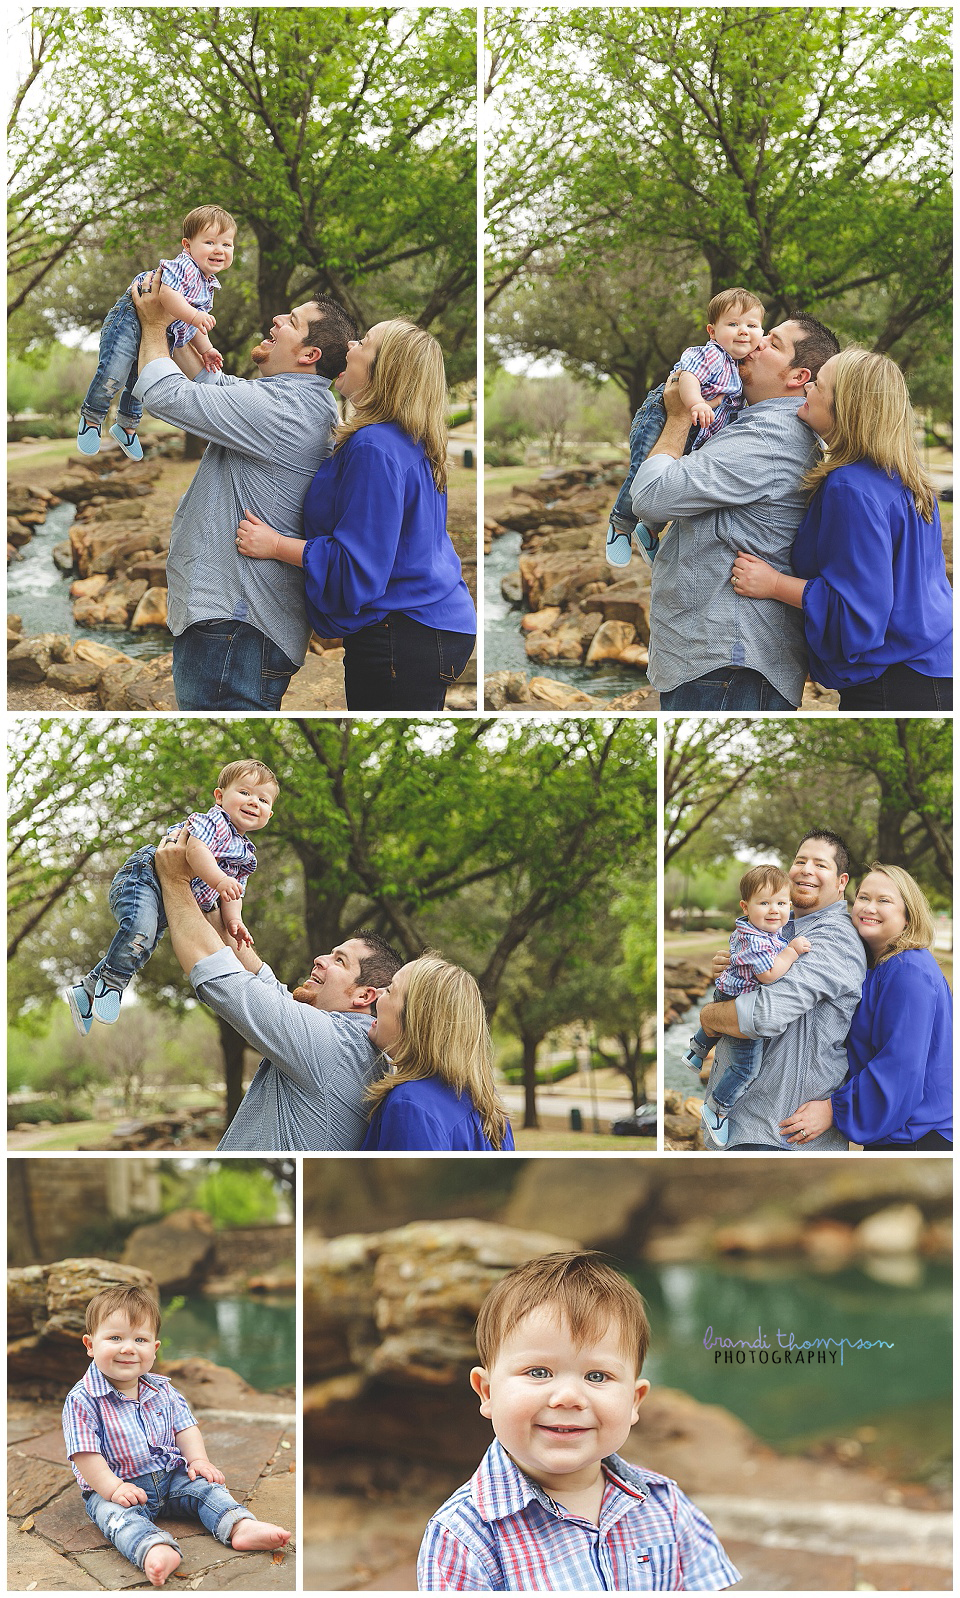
[63,1362,196,1490]
[165,804,257,912]
[418,1438,741,1591]
[132,251,219,348]
[717,918,790,998]
[633,396,820,705]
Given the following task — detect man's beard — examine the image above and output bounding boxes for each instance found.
[291,984,316,1005]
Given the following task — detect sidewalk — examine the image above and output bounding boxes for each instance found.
[8,1393,295,1591]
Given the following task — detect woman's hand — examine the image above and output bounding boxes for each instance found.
[731,551,781,600]
[236,510,281,560]
[779,1099,835,1145]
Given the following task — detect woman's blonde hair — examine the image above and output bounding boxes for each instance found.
[859,861,936,965]
[802,346,935,521]
[335,319,448,492]
[366,953,509,1147]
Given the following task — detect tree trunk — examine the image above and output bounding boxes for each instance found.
[521,1032,540,1130]
[254,237,293,332]
[217,1013,248,1131]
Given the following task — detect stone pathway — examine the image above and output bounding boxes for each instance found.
[8,1398,295,1591]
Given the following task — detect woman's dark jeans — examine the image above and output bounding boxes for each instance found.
[343,613,475,710]
[838,665,952,711]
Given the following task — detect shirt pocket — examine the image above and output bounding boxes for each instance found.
[632,1540,681,1589]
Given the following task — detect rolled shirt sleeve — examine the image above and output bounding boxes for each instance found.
[631,421,786,535]
[190,948,346,1093]
[133,361,294,459]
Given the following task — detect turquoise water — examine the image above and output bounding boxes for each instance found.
[159,1294,294,1393]
[636,1260,951,1478]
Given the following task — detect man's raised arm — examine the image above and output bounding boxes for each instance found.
[154,829,262,975]
[631,400,782,528]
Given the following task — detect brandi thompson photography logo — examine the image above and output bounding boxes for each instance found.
[703,1326,894,1367]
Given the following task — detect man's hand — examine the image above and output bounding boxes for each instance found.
[661,375,688,418]
[154,825,195,885]
[186,1458,226,1486]
[200,349,223,373]
[131,268,172,329]
[712,948,731,980]
[111,1482,148,1506]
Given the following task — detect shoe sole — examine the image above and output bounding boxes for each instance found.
[108,425,143,461]
[66,988,94,1036]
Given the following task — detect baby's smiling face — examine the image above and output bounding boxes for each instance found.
[470,1306,649,1496]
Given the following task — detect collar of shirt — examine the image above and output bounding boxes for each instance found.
[473,1438,650,1527]
[792,897,853,934]
[171,247,220,291]
[83,1361,166,1403]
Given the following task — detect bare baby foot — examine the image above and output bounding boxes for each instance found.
[143,1544,182,1586]
[230,1518,291,1551]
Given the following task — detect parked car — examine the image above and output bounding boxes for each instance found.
[610,1104,657,1137]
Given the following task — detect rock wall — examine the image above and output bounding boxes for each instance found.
[8,1257,156,1393]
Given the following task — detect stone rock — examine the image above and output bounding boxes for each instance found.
[8,612,23,634]
[131,586,168,627]
[6,1536,101,1590]
[524,632,565,663]
[44,662,103,693]
[520,606,562,633]
[280,649,347,709]
[663,1111,701,1142]
[70,575,109,599]
[127,557,168,585]
[714,1217,805,1255]
[591,579,651,637]
[8,1257,157,1392]
[502,1165,656,1254]
[7,634,74,680]
[98,654,177,710]
[585,619,636,665]
[854,1203,924,1255]
[500,571,523,603]
[73,638,132,668]
[618,642,649,669]
[7,517,34,547]
[121,1209,216,1292]
[526,676,603,708]
[52,540,75,572]
[483,671,532,708]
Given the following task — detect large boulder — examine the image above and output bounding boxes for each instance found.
[8,1258,156,1392]
[585,619,636,665]
[121,1209,216,1293]
[130,587,168,628]
[7,634,73,680]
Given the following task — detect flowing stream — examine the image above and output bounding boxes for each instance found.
[485,529,648,698]
[8,500,169,659]
[159,1292,295,1393]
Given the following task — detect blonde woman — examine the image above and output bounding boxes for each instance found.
[731,347,952,710]
[781,865,952,1150]
[235,320,476,709]
[360,955,515,1151]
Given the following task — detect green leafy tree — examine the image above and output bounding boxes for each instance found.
[487,7,950,386]
[10,7,476,356]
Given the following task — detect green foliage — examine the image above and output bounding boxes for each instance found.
[7,1098,76,1129]
[487,7,951,406]
[189,1165,282,1229]
[10,8,476,362]
[7,343,97,418]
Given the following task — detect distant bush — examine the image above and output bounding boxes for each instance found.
[7,1098,77,1128]
[448,406,473,427]
[8,418,66,441]
[485,442,526,467]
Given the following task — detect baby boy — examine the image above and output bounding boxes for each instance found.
[418,1252,740,1590]
[66,758,278,1032]
[62,1284,289,1586]
[77,203,236,461]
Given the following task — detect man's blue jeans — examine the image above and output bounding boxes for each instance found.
[691,986,764,1110]
[82,1466,252,1571]
[610,382,697,533]
[87,847,166,994]
[173,619,299,710]
[80,292,144,429]
[659,667,795,711]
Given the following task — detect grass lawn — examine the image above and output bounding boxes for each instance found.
[512,1129,655,1151]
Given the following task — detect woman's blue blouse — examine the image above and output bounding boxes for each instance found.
[792,461,952,688]
[361,1076,515,1152]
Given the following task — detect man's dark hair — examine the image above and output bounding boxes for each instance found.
[306,295,358,379]
[796,828,851,879]
[353,928,404,989]
[788,313,840,379]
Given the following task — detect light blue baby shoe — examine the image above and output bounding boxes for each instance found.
[77,417,102,455]
[92,981,122,1024]
[66,984,94,1036]
[605,520,634,568]
[109,423,144,461]
[701,1103,730,1147]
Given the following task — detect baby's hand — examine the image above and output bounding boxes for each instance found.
[691,401,715,428]
[790,936,812,955]
[217,876,243,902]
[186,1458,226,1486]
[200,349,223,373]
[193,311,216,333]
[229,919,255,950]
[111,1482,148,1506]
